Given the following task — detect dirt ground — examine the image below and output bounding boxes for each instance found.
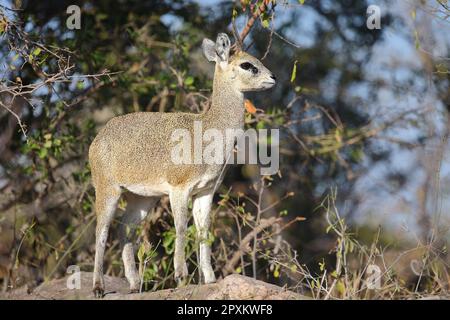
[0,272,307,300]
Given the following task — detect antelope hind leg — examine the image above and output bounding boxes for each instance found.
[93,186,120,298]
[119,193,158,293]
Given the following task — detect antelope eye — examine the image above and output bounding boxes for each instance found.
[240,62,258,74]
[240,62,253,70]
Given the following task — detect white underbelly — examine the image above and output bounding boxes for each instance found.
[124,183,170,197]
[123,170,222,198]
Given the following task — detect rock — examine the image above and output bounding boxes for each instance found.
[0,272,308,300]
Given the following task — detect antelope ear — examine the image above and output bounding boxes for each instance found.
[215,33,230,63]
[202,38,217,62]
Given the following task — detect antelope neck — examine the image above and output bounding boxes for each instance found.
[202,69,245,131]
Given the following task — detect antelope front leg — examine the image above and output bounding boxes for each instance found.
[169,188,190,286]
[193,191,216,284]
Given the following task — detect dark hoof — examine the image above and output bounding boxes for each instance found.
[129,288,139,294]
[93,285,104,298]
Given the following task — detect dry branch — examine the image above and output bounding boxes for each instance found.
[223,216,281,276]
[239,0,269,42]
[231,0,270,52]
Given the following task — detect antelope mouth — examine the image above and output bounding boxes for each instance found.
[261,80,276,88]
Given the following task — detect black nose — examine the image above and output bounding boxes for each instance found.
[270,74,276,81]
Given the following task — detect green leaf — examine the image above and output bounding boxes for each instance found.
[336,280,345,295]
[232,8,238,20]
[274,268,280,278]
[76,80,85,90]
[38,148,48,159]
[162,230,175,254]
[137,243,145,262]
[298,0,305,4]
[33,48,42,56]
[184,76,194,86]
[414,30,420,49]
[256,121,266,129]
[319,260,325,271]
[44,140,52,148]
[96,13,108,21]
[290,60,298,83]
